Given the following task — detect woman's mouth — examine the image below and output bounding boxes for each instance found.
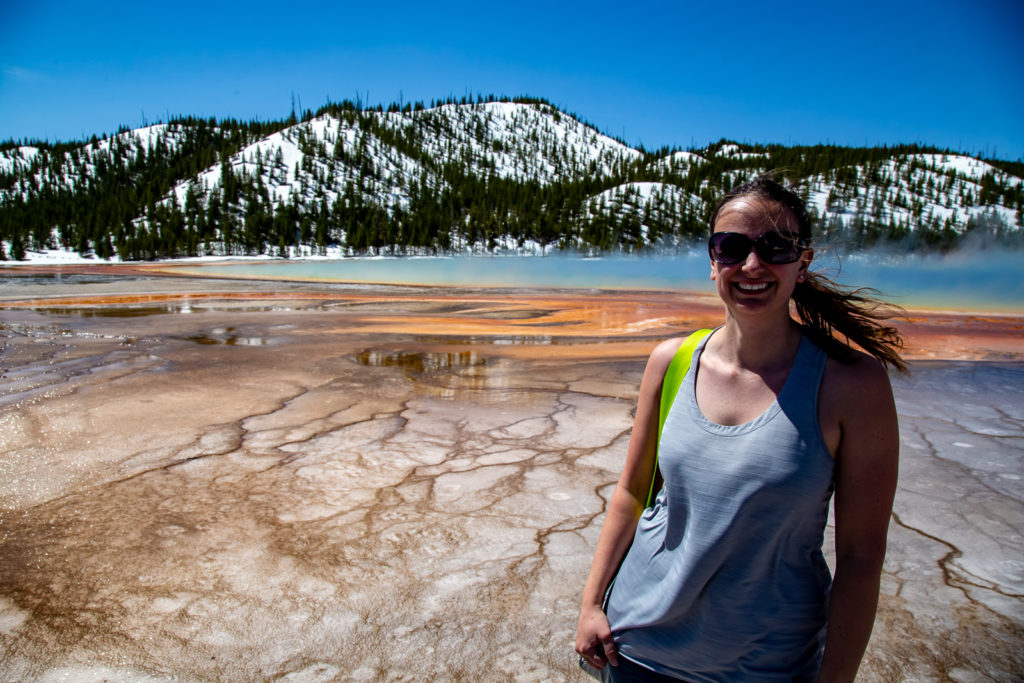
[734,282,772,293]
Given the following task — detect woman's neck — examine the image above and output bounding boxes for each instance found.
[714,315,803,374]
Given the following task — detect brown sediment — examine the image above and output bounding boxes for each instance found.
[894,313,1024,361]
[0,263,1022,680]
[3,287,1022,361]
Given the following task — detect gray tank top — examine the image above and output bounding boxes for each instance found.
[605,333,835,681]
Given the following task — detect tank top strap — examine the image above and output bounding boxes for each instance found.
[777,335,829,433]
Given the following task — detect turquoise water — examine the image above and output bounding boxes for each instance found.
[171,249,1024,313]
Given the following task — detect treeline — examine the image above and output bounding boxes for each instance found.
[0,116,299,260]
[639,140,1024,250]
[1,96,1021,261]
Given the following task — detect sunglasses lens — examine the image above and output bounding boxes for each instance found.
[758,232,802,264]
[709,233,751,264]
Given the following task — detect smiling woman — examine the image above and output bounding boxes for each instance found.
[576,175,905,681]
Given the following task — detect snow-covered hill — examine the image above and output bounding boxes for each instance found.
[1,98,1021,260]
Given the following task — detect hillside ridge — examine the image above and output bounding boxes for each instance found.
[1,96,1021,261]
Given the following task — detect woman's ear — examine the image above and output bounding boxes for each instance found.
[798,247,814,280]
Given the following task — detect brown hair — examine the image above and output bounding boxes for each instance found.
[711,175,908,373]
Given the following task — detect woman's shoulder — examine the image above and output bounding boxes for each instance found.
[818,347,897,458]
[644,331,708,378]
[649,329,712,366]
[821,348,895,420]
[824,347,891,389]
[646,337,687,375]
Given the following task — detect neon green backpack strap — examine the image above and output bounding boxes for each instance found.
[646,328,712,507]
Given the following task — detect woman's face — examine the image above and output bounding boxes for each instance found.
[709,197,812,317]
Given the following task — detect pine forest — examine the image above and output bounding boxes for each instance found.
[1,95,1021,262]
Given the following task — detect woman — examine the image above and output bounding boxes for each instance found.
[575,176,903,682]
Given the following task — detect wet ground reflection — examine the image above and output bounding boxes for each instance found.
[0,278,1022,681]
[354,349,487,374]
[33,304,185,317]
[182,328,271,346]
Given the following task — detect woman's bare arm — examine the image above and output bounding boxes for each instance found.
[817,356,900,682]
[574,337,683,670]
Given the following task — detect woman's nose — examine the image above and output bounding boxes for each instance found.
[742,248,765,271]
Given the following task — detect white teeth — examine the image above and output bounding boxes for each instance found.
[736,282,770,292]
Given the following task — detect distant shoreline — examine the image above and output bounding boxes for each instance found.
[2,261,1022,363]
[3,254,1023,316]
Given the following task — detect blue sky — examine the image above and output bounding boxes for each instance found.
[2,0,1022,159]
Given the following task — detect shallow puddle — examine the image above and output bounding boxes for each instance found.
[33,305,184,317]
[354,349,487,374]
[182,329,271,346]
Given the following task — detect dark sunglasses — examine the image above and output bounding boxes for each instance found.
[708,231,807,265]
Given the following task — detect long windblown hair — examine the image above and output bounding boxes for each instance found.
[711,174,908,373]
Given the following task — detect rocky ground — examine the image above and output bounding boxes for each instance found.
[0,267,1021,681]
